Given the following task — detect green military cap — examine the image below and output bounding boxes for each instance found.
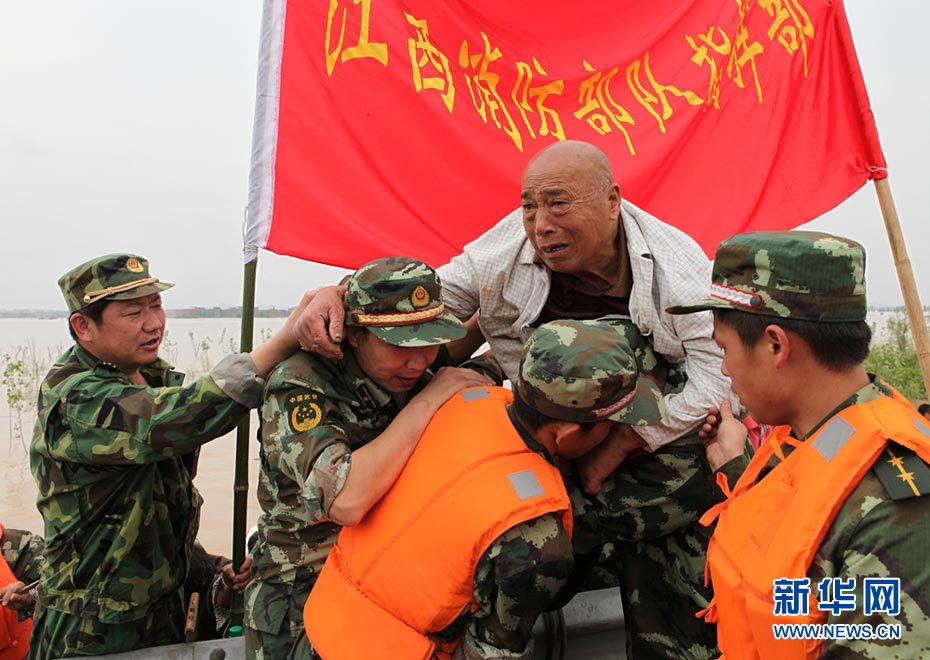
[58,253,174,313]
[346,256,466,347]
[515,319,665,424]
[666,231,867,322]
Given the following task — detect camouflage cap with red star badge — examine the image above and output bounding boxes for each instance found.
[58,253,174,313]
[345,256,466,347]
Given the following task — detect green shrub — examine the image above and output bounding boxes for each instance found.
[865,316,927,402]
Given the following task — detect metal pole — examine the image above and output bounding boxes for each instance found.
[873,177,930,396]
[230,256,258,628]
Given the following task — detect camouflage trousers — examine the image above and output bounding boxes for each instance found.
[571,432,718,660]
[288,629,322,660]
[244,571,315,660]
[27,590,185,658]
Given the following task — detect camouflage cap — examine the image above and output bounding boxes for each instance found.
[515,319,665,425]
[666,231,867,321]
[58,254,174,313]
[346,256,466,347]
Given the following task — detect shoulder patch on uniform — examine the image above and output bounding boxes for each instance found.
[872,445,930,500]
[286,388,324,433]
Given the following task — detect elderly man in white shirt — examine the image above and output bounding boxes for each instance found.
[298,140,736,658]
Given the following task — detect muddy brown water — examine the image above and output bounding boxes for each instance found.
[1,317,285,558]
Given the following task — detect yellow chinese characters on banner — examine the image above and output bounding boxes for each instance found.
[325,0,389,76]
[686,26,730,109]
[513,58,567,143]
[405,13,455,113]
[728,6,765,102]
[320,0,816,155]
[686,0,765,109]
[759,0,815,75]
[459,32,524,151]
[627,52,703,133]
[574,61,637,155]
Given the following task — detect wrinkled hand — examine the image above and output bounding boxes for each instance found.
[0,581,32,611]
[702,401,747,471]
[293,285,347,360]
[576,424,646,495]
[416,367,493,410]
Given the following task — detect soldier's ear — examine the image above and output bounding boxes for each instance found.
[70,312,95,342]
[552,422,584,457]
[764,324,792,368]
[346,326,363,349]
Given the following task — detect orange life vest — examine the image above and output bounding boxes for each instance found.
[0,524,31,660]
[700,390,930,659]
[305,386,572,660]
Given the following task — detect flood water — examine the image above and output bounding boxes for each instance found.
[0,311,905,556]
[0,317,286,558]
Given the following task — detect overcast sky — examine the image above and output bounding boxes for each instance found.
[0,1,926,311]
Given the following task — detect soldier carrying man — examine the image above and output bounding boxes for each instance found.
[298,140,736,657]
[303,318,666,659]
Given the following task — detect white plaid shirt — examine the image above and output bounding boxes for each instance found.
[437,200,737,450]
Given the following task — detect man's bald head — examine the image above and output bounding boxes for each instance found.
[520,141,622,278]
[523,140,616,192]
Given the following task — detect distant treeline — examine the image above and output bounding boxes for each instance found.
[0,307,292,319]
[1,305,925,320]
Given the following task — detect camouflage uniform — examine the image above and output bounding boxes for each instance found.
[29,254,265,658]
[560,319,718,659]
[1,529,45,590]
[245,348,422,659]
[1,527,45,621]
[245,257,467,659]
[302,319,665,659]
[669,231,930,659]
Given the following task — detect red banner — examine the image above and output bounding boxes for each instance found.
[245,0,885,265]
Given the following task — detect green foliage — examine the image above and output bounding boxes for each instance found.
[1,346,43,451]
[865,315,928,402]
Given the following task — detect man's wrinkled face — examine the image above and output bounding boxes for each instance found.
[520,154,620,274]
[79,293,166,373]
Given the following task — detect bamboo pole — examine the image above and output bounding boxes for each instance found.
[230,256,258,629]
[873,177,930,396]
